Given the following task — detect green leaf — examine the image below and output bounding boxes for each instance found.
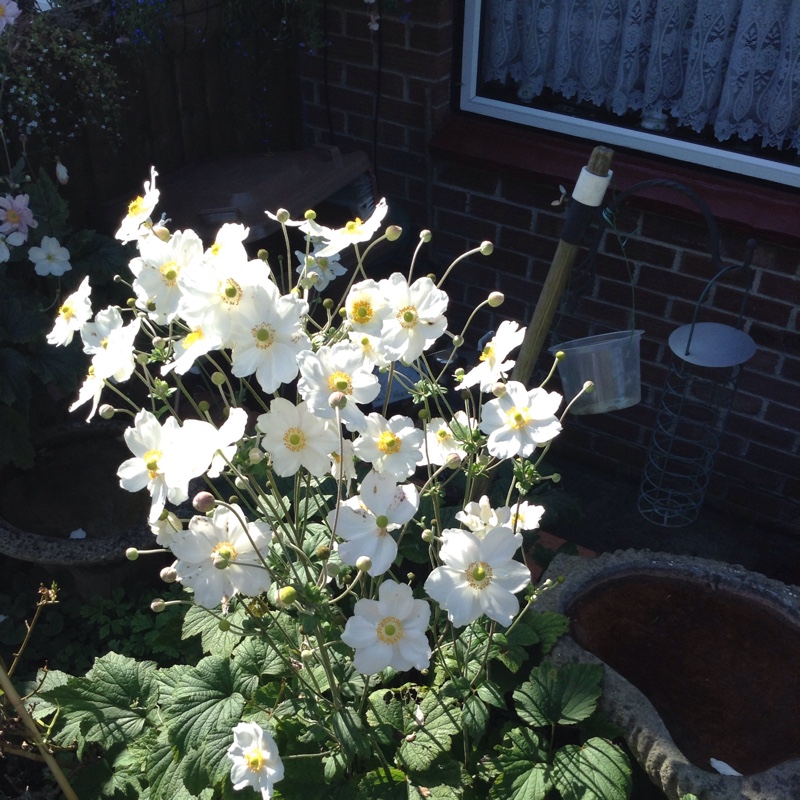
[367,689,405,749]
[232,634,288,696]
[28,338,87,391]
[332,707,372,760]
[406,756,465,800]
[462,694,489,742]
[42,653,158,757]
[162,655,245,756]
[525,612,570,655]
[476,680,506,710]
[182,603,245,657]
[488,728,551,800]
[552,737,631,800]
[0,293,48,343]
[28,167,70,238]
[142,733,196,800]
[513,663,603,728]
[397,690,461,773]
[356,768,407,800]
[181,726,236,796]
[68,229,132,286]
[0,347,30,407]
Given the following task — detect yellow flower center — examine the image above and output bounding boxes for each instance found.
[479,344,494,362]
[377,431,401,454]
[398,306,418,329]
[58,302,75,321]
[6,208,20,224]
[219,278,243,306]
[244,748,265,772]
[127,196,146,217]
[377,616,404,644]
[210,241,221,257]
[465,561,493,589]
[159,260,180,285]
[436,428,451,442]
[143,448,162,478]
[328,371,353,394]
[350,299,373,324]
[183,328,204,349]
[100,337,109,349]
[254,324,275,349]
[283,427,306,452]
[211,541,238,562]
[345,217,364,236]
[506,406,530,430]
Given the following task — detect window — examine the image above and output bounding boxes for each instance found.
[460,0,800,187]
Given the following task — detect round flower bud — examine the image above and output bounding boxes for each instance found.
[153,225,171,242]
[257,248,269,261]
[216,619,230,632]
[583,380,595,394]
[146,299,157,312]
[491,381,507,397]
[421,528,435,543]
[452,335,464,348]
[328,391,348,410]
[445,452,462,469]
[193,491,216,512]
[301,271,319,288]
[248,447,265,464]
[554,350,565,361]
[487,291,504,307]
[385,225,402,241]
[125,547,139,561]
[300,646,315,661]
[152,336,166,349]
[322,298,335,310]
[420,229,432,243]
[234,476,248,490]
[99,404,116,420]
[214,554,229,570]
[304,209,317,220]
[136,352,150,365]
[356,556,372,573]
[427,273,437,281]
[151,599,166,613]
[480,241,494,256]
[418,408,430,421]
[375,514,390,529]
[211,371,226,387]
[551,472,562,484]
[314,544,331,559]
[126,298,136,308]
[198,400,211,413]
[278,586,297,606]
[275,208,290,224]
[160,566,178,583]
[55,158,69,185]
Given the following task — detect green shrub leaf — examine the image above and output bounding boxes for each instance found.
[488,727,551,800]
[552,737,631,800]
[513,663,603,728]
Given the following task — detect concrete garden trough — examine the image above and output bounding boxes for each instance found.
[537,549,800,800]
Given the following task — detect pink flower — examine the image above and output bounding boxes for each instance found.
[0,194,37,239]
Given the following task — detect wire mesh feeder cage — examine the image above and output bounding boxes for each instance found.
[638,267,756,527]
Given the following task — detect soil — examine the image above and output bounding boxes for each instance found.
[568,574,800,776]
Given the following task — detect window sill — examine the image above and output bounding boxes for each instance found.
[430,114,800,247]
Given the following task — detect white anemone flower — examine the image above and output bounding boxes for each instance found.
[161,326,222,377]
[206,222,250,263]
[257,398,338,478]
[508,500,546,532]
[46,276,92,346]
[328,470,419,576]
[149,510,183,548]
[424,526,531,627]
[295,246,346,291]
[29,235,72,277]
[227,721,284,800]
[479,381,562,459]
[344,278,392,338]
[129,228,204,324]
[418,411,476,467]
[378,273,448,364]
[312,197,389,258]
[329,438,357,486]
[341,580,431,674]
[297,341,380,433]
[353,412,424,481]
[460,320,526,391]
[170,505,272,608]
[455,495,508,538]
[115,167,159,243]
[228,282,310,394]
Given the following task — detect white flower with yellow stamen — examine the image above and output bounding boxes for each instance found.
[227,721,284,800]
[344,278,391,338]
[460,320,526,392]
[312,197,388,259]
[329,438,357,486]
[228,282,309,394]
[353,412,424,480]
[129,228,204,324]
[295,246,346,291]
[341,580,431,674]
[206,222,249,262]
[297,342,380,432]
[479,381,562,459]
[257,398,338,478]
[160,325,222,376]
[46,276,92,346]
[424,526,531,627]
[378,272,448,364]
[418,411,476,467]
[170,505,272,609]
[328,470,419,576]
[115,166,159,243]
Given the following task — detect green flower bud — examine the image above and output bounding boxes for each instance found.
[418,408,430,421]
[218,618,231,632]
[275,208,290,223]
[257,248,269,262]
[278,586,297,606]
[160,566,178,583]
[198,400,211,413]
[487,291,504,307]
[420,229,432,243]
[480,241,494,256]
[322,298,335,310]
[99,404,116,419]
[125,547,139,561]
[304,209,317,220]
[193,491,216,513]
[386,225,402,241]
[583,380,595,393]
[356,556,372,572]
[151,598,166,613]
[211,371,226,386]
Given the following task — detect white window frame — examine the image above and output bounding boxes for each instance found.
[460,0,800,189]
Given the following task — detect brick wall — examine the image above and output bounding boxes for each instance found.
[301,1,800,535]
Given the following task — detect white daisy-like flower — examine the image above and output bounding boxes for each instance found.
[160,326,222,377]
[257,398,338,478]
[46,276,92,346]
[228,282,310,394]
[206,222,250,262]
[424,526,531,627]
[344,278,392,338]
[0,231,24,263]
[227,721,284,800]
[418,411,476,467]
[329,438,357,486]
[328,470,419,576]
[170,505,272,608]
[149,510,183,548]
[455,495,508,538]
[129,228,204,324]
[378,273,448,364]
[29,235,72,277]
[508,500,546,532]
[297,341,380,432]
[341,580,431,674]
[295,246,346,291]
[479,381,562,459]
[353,412,424,480]
[313,197,389,259]
[79,305,125,354]
[348,330,394,368]
[115,167,159,243]
[460,320,526,392]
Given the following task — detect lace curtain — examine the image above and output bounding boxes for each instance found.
[481,0,800,153]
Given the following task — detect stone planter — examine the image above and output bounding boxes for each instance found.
[537,549,800,800]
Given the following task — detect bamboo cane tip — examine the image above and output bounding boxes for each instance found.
[587,146,614,177]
